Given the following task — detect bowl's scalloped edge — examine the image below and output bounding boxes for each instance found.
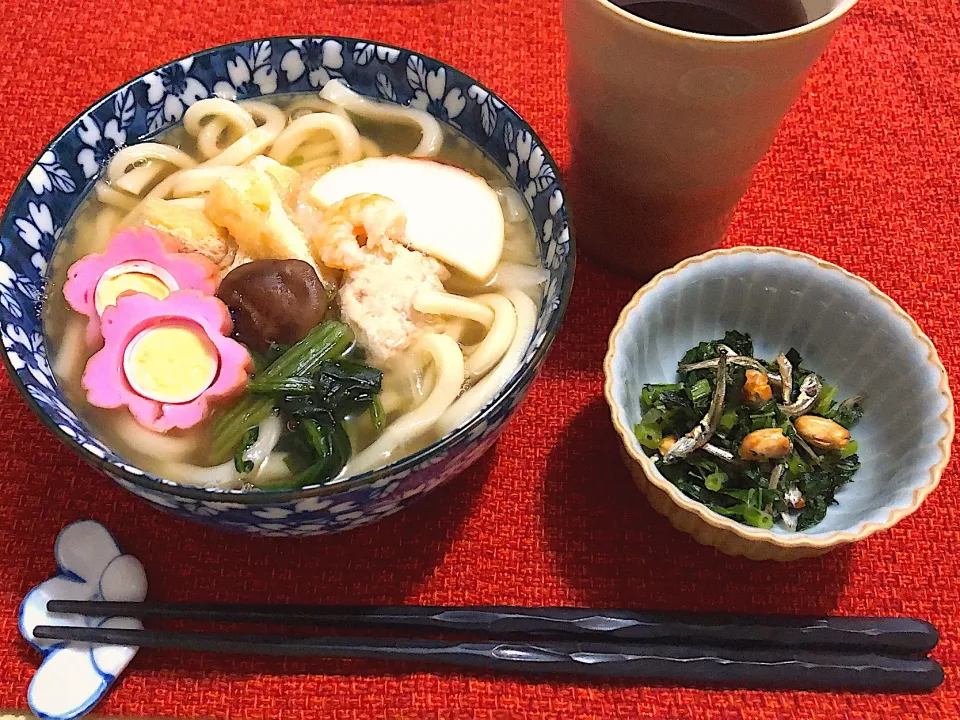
[603,246,955,558]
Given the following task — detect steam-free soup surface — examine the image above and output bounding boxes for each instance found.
[45,86,544,490]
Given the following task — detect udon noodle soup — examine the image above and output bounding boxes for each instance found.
[44,81,545,491]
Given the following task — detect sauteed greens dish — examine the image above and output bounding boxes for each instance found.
[636,332,864,531]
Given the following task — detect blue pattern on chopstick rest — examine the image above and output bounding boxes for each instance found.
[19,520,147,719]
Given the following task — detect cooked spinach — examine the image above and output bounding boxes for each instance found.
[252,358,383,490]
[312,360,384,417]
[233,426,260,474]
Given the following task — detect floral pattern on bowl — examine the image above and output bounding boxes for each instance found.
[0,37,575,535]
[19,520,147,719]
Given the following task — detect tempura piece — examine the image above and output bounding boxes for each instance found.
[245,155,301,197]
[140,197,233,267]
[205,167,315,268]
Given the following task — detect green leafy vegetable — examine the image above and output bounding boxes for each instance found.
[638,331,863,532]
[233,426,260,473]
[719,410,738,433]
[238,340,384,490]
[248,377,318,395]
[722,331,754,358]
[634,422,662,450]
[641,384,683,409]
[786,451,810,479]
[714,503,774,529]
[278,362,382,423]
[834,396,865,429]
[370,397,386,434]
[795,454,861,530]
[249,344,289,375]
[840,439,859,458]
[267,360,382,488]
[313,360,383,417]
[679,331,753,369]
[210,321,353,464]
[749,402,781,431]
[302,418,335,465]
[704,470,727,491]
[815,384,838,415]
[689,378,712,403]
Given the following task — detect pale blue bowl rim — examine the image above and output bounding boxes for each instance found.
[603,246,954,549]
[0,36,576,506]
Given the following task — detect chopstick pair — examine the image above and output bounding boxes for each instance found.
[34,602,944,692]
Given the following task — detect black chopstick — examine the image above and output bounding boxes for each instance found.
[32,624,943,692]
[46,601,938,656]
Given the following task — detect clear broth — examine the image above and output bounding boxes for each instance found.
[43,93,541,482]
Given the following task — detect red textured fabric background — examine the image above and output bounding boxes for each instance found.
[0,0,958,717]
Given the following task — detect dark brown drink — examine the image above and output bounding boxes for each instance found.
[617,0,808,36]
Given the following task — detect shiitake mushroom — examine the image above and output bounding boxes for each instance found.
[217,259,328,352]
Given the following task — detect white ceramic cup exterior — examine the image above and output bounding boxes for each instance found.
[563,0,859,278]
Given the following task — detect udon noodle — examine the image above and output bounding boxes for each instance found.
[44,81,546,491]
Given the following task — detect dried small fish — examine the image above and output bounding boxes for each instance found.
[837,394,865,415]
[764,463,786,515]
[657,442,735,464]
[679,354,766,374]
[793,430,824,465]
[784,486,804,509]
[680,352,785,389]
[768,463,785,491]
[702,443,735,463]
[776,354,793,404]
[779,373,822,417]
[664,351,728,462]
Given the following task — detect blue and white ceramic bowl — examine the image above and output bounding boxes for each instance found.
[604,248,952,561]
[0,38,574,536]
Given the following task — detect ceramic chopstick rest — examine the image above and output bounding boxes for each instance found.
[19,520,147,720]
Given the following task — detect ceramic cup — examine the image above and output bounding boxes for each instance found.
[563,0,860,279]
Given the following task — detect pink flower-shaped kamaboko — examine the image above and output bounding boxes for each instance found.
[82,291,252,432]
[63,227,218,346]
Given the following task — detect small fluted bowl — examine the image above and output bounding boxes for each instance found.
[604,247,953,561]
[0,38,574,536]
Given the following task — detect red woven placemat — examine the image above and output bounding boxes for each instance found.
[1,0,958,717]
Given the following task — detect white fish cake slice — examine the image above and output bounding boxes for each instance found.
[308,156,505,280]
